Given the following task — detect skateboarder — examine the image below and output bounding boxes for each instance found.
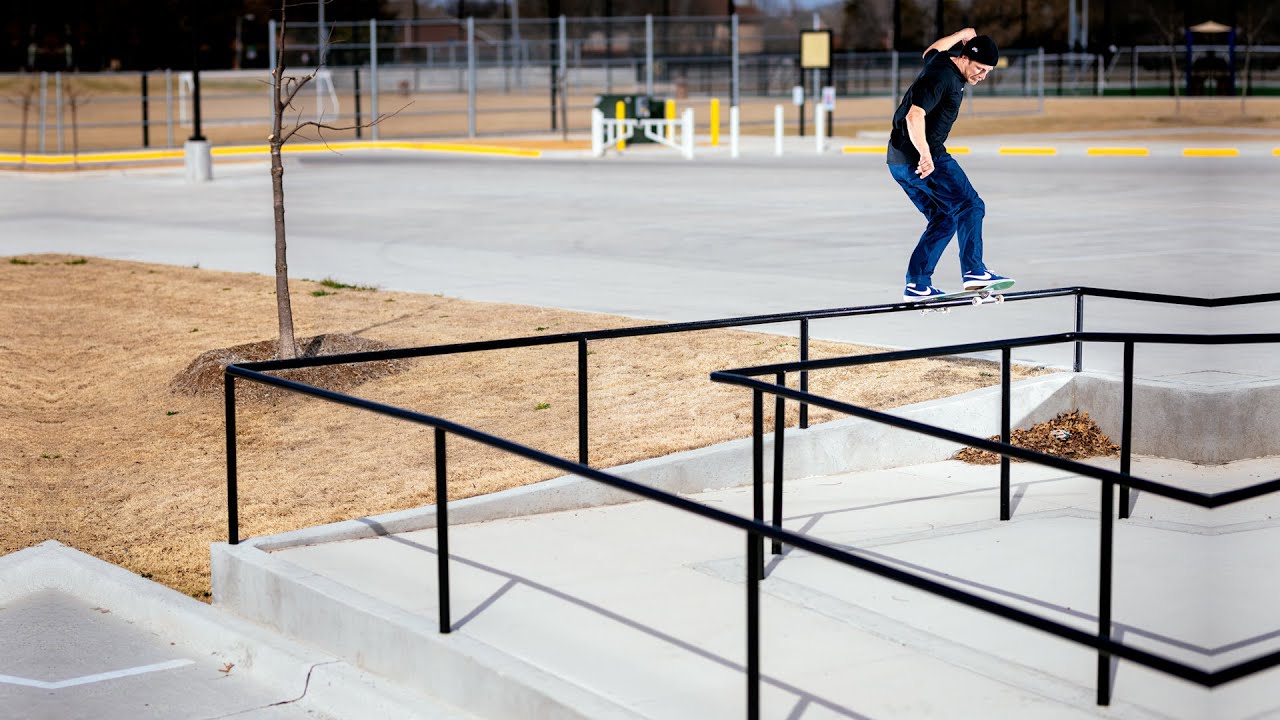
[887,28,1014,302]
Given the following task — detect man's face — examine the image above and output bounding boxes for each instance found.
[963,58,994,85]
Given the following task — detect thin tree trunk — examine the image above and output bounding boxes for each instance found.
[271,53,298,360]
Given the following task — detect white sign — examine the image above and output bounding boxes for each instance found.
[820,86,836,111]
[791,85,805,106]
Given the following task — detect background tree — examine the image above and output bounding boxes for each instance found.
[1238,0,1276,115]
[267,0,399,359]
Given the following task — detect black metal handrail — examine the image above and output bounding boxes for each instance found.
[223,287,1280,717]
[710,329,1280,708]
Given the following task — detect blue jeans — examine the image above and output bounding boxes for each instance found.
[889,157,987,287]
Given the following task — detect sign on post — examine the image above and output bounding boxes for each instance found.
[820,86,836,111]
[799,31,832,70]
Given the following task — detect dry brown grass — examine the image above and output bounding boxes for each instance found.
[0,254,1048,598]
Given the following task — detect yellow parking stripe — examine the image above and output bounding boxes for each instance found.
[841,146,883,154]
[1183,148,1239,157]
[999,147,1057,156]
[1087,147,1149,156]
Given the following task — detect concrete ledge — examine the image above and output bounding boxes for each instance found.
[245,373,1076,552]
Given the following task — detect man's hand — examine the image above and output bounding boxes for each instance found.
[916,155,935,179]
[958,28,977,43]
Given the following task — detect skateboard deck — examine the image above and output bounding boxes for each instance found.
[915,280,1015,314]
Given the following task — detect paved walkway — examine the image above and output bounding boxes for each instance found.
[270,455,1280,720]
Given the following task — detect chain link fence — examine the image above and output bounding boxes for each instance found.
[2,15,1277,154]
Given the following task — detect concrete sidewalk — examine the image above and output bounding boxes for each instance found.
[215,453,1280,720]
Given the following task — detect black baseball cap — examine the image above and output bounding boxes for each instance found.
[960,36,999,66]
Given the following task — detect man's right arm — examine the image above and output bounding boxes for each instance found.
[905,105,934,178]
[923,27,977,57]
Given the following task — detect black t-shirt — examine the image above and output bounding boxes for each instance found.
[886,48,966,165]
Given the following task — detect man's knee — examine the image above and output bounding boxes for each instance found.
[953,196,985,219]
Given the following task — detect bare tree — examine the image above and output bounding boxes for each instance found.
[267,1,399,359]
[3,76,40,168]
[1147,2,1181,115]
[1239,1,1276,115]
[63,77,90,169]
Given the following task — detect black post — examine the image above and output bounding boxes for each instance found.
[549,0,560,131]
[225,375,239,545]
[1130,46,1137,96]
[771,372,785,555]
[1120,342,1133,519]
[1097,471,1114,705]
[578,338,589,465]
[141,72,150,148]
[353,68,363,138]
[746,531,761,720]
[1074,292,1085,372]
[436,428,452,633]
[191,25,205,142]
[1000,347,1011,521]
[799,319,809,429]
[752,389,765,580]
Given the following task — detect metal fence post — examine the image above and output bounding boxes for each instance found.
[55,71,63,153]
[141,72,150,148]
[165,68,175,148]
[353,68,362,138]
[752,389,765,580]
[1074,291,1085,372]
[370,18,380,141]
[1038,47,1046,112]
[799,318,809,429]
[1000,347,1012,521]
[731,13,740,107]
[1097,468,1114,705]
[39,71,47,153]
[1120,342,1134,519]
[467,17,477,138]
[645,14,654,97]
[771,372,785,556]
[578,339,589,465]
[746,531,761,720]
[225,375,239,545]
[436,427,452,633]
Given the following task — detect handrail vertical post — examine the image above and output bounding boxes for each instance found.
[752,388,765,580]
[1097,470,1114,705]
[1000,347,1011,521]
[1120,341,1133,519]
[578,338,589,465]
[799,319,810,429]
[1074,291,1085,372]
[771,372,785,555]
[225,374,239,545]
[746,531,761,720]
[436,427,452,633]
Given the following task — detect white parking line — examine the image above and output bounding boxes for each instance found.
[0,659,195,689]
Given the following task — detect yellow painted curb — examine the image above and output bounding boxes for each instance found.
[1183,148,1239,157]
[1087,147,1149,156]
[1274,148,1280,156]
[0,140,541,167]
[946,147,971,154]
[999,147,1057,156]
[841,146,883,154]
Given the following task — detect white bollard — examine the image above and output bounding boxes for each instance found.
[682,108,695,160]
[729,105,740,159]
[591,108,604,158]
[815,101,825,154]
[184,140,213,182]
[774,104,783,156]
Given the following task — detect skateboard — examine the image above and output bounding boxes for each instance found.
[914,280,1015,314]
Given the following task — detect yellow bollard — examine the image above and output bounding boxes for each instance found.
[710,98,720,147]
[616,100,627,151]
[665,99,676,142]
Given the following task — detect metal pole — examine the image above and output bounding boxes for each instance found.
[317,0,327,64]
[891,49,900,100]
[1038,47,1045,113]
[1097,462,1114,705]
[141,72,150,148]
[1120,342,1133,519]
[165,69,175,148]
[578,339,589,465]
[225,376,239,545]
[771,372,785,556]
[269,19,277,75]
[645,14,654,97]
[1000,347,1012,520]
[559,16,568,138]
[799,319,809,429]
[511,0,522,87]
[746,532,761,720]
[54,72,63,153]
[731,13,740,107]
[39,72,46,153]
[467,17,477,137]
[370,19,380,140]
[435,428,452,633]
[1074,291,1084,371]
[752,389,765,581]
[353,68,362,138]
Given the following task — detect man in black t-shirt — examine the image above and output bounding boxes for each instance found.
[887,28,1014,302]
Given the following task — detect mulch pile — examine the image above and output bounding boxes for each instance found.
[953,410,1119,464]
[170,333,414,401]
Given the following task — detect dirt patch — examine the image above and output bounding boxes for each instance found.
[953,410,1119,464]
[0,254,1049,599]
[171,333,414,402]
